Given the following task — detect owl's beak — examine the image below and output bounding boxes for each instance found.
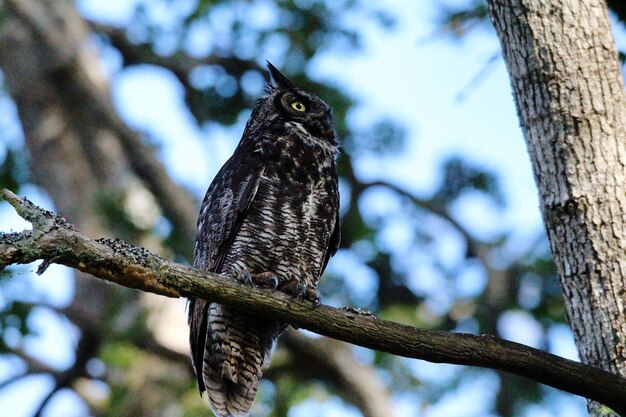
[266,61,294,89]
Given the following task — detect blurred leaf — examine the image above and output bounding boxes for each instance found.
[436,0,490,39]
[95,191,146,243]
[433,156,504,206]
[607,0,626,23]
[346,120,407,156]
[100,342,142,369]
[340,201,375,246]
[0,300,35,352]
[0,148,29,193]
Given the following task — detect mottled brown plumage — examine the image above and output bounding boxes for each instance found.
[188,62,340,417]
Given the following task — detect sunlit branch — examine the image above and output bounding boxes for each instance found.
[88,21,263,85]
[1,189,625,415]
[362,180,483,256]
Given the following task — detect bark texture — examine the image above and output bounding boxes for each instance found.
[487,1,626,415]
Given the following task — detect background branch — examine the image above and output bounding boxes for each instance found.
[1,189,625,415]
[5,0,199,254]
[279,330,396,417]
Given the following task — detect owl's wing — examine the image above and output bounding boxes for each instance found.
[193,150,264,273]
[321,172,341,274]
[189,147,264,392]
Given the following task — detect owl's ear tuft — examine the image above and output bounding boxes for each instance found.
[266,61,294,90]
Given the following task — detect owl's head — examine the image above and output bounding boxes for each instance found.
[262,62,336,145]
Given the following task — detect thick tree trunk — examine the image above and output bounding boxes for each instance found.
[0,2,174,415]
[487,0,626,415]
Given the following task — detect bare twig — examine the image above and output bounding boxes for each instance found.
[10,349,58,375]
[363,180,479,249]
[32,382,59,417]
[1,189,625,414]
[0,373,35,391]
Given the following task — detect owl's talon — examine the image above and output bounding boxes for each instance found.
[277,279,320,305]
[251,271,279,289]
[237,270,254,287]
[277,279,305,298]
[238,270,279,289]
[304,288,321,305]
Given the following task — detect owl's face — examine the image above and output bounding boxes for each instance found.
[263,62,336,144]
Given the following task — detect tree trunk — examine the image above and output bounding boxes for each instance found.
[487,0,626,415]
[0,0,120,320]
[0,2,177,414]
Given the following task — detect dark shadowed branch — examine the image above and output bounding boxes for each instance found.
[278,330,395,417]
[88,21,262,88]
[1,189,625,415]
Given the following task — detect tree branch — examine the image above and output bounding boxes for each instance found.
[1,189,625,415]
[88,21,262,88]
[32,382,60,417]
[363,180,482,255]
[0,373,33,391]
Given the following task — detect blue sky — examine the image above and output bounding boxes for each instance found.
[2,0,626,416]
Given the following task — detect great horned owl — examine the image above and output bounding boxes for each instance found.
[188,62,340,417]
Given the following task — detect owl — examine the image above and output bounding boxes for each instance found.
[188,62,340,417]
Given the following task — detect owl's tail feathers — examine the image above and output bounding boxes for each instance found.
[188,299,266,417]
[204,372,260,417]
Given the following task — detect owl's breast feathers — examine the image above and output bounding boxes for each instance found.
[194,123,339,277]
[237,124,340,287]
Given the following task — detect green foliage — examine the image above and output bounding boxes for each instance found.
[0,299,34,352]
[436,0,489,39]
[100,342,142,369]
[339,201,375,246]
[433,156,504,207]
[95,191,145,243]
[0,148,29,193]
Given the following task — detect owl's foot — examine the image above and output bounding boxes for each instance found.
[237,270,279,289]
[303,287,321,305]
[251,271,279,289]
[278,278,321,305]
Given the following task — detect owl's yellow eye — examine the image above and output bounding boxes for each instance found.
[291,100,306,112]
